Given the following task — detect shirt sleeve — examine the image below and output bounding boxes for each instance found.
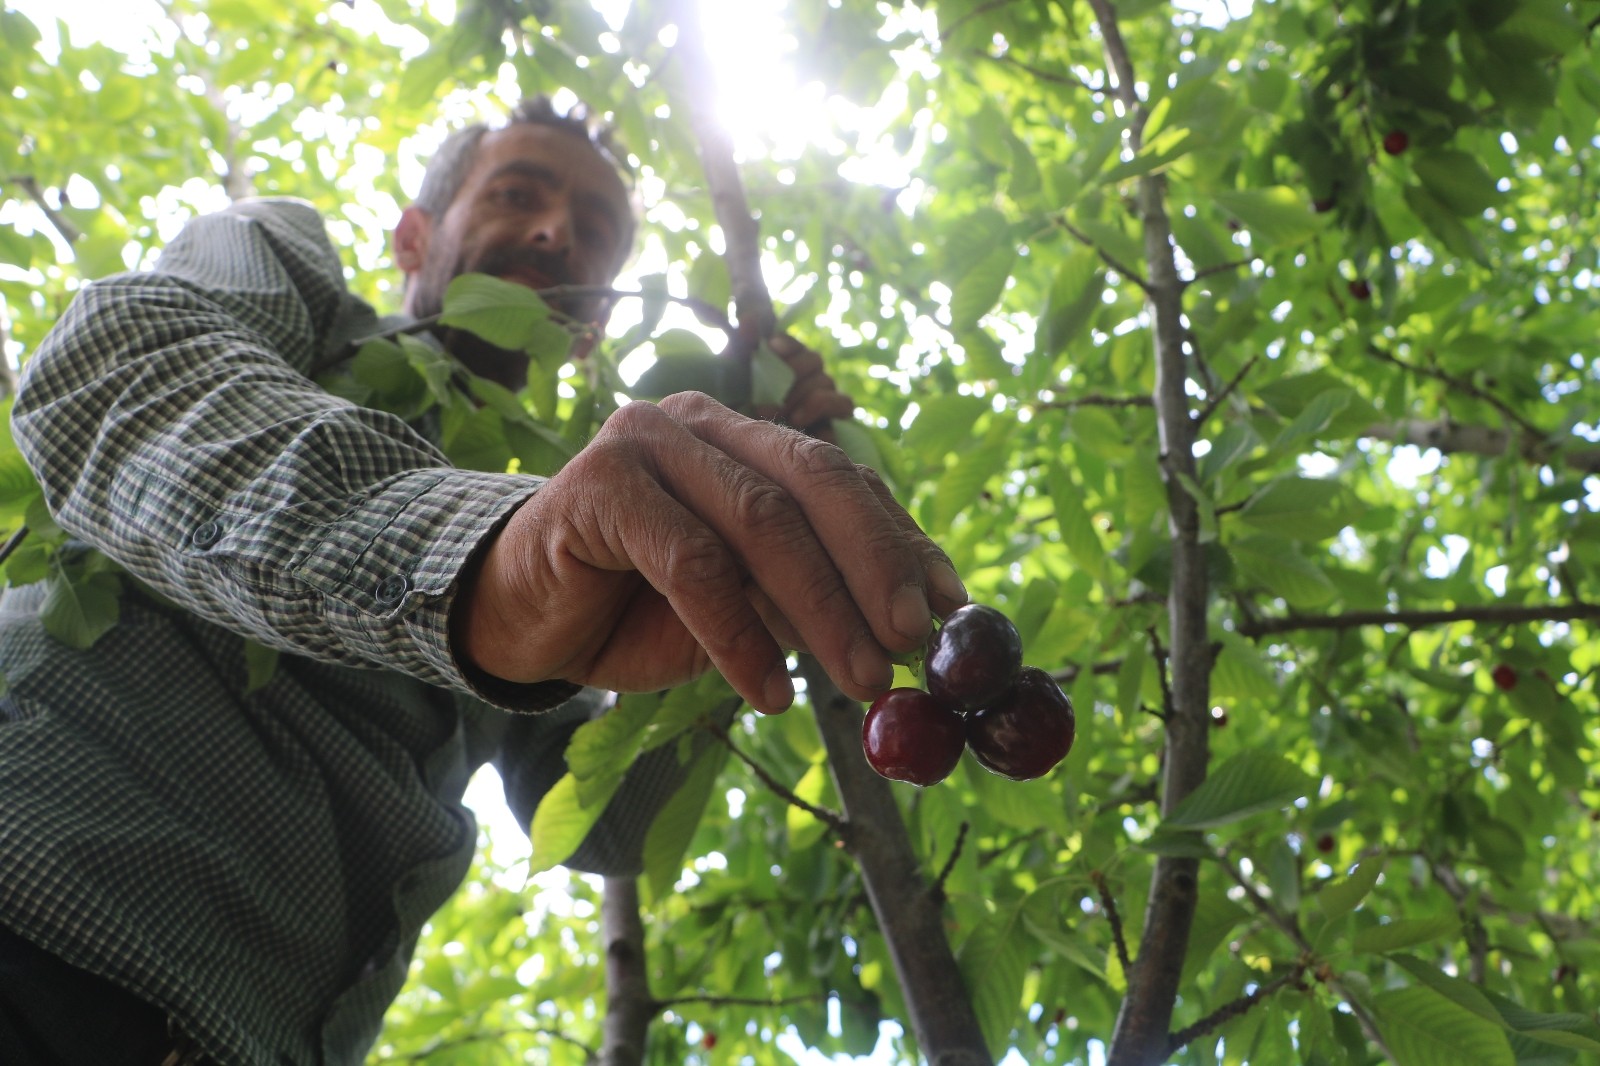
[11,198,572,708]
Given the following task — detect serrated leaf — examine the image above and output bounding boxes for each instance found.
[1352,914,1459,953]
[1210,630,1280,701]
[1037,248,1103,359]
[1372,986,1516,1066]
[1048,462,1109,581]
[438,272,553,350]
[642,742,728,898]
[1485,990,1600,1052]
[1163,749,1314,829]
[956,911,1030,1060]
[1231,537,1338,608]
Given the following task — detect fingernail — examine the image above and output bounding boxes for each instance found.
[851,641,894,692]
[891,584,932,642]
[928,562,968,607]
[763,664,795,714]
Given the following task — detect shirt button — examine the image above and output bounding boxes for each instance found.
[191,521,224,548]
[375,574,410,606]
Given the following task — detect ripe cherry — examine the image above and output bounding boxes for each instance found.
[862,688,966,786]
[1315,833,1336,854]
[1312,197,1336,214]
[702,1031,718,1050]
[926,604,1023,712]
[1491,664,1519,691]
[965,667,1075,781]
[1348,279,1372,301]
[1382,130,1410,156]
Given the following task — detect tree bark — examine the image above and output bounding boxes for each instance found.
[803,662,994,1066]
[1084,4,1213,1064]
[599,876,654,1066]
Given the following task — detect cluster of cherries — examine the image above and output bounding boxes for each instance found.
[861,604,1076,786]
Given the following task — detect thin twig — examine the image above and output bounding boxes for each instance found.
[939,0,1025,42]
[1055,218,1153,292]
[930,821,971,903]
[1237,601,1600,639]
[393,1026,598,1063]
[1165,964,1306,1055]
[705,718,849,836]
[1366,342,1544,442]
[1218,855,1395,1060]
[1091,870,1133,975]
[1146,626,1174,721]
[2,175,81,244]
[1194,354,1260,425]
[654,992,830,1011]
[0,525,30,568]
[1034,394,1155,410]
[1184,257,1258,286]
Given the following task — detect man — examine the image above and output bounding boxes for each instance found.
[0,97,965,1065]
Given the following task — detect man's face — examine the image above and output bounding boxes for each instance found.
[399,123,634,384]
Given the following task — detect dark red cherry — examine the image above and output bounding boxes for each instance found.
[1382,129,1409,156]
[965,667,1075,781]
[925,604,1023,713]
[1491,664,1519,691]
[862,688,966,786]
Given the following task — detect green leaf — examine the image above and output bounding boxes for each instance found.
[1404,184,1491,268]
[1412,150,1504,216]
[438,273,553,350]
[1351,914,1459,953]
[750,340,796,410]
[786,760,834,851]
[1391,955,1501,1023]
[1231,535,1338,608]
[949,243,1015,328]
[1047,462,1109,581]
[641,742,728,899]
[956,910,1030,1060]
[1037,248,1103,359]
[1211,186,1321,247]
[1485,990,1600,1052]
[686,251,731,313]
[39,566,121,650]
[1314,855,1385,921]
[1163,749,1314,830]
[527,773,608,875]
[1371,986,1516,1066]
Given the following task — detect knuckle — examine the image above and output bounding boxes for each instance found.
[731,475,799,532]
[604,399,667,436]
[657,390,722,420]
[783,434,856,481]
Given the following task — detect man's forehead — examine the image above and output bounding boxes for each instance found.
[472,124,631,207]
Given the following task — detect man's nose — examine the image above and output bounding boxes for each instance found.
[526,206,571,252]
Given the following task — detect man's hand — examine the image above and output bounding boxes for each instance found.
[453,391,967,713]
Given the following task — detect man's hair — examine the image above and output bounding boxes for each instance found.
[412,95,635,220]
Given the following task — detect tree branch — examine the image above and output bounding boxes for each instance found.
[1164,964,1305,1055]
[600,876,654,1066]
[1194,354,1260,426]
[1236,602,1600,639]
[2,175,81,245]
[1085,3,1214,1062]
[1362,418,1600,475]
[1092,870,1133,976]
[930,820,971,903]
[1055,217,1152,292]
[705,717,849,836]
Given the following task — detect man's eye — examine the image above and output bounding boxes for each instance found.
[498,187,533,207]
